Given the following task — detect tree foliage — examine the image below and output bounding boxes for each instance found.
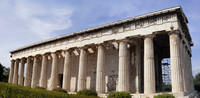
[194,73,200,92]
[0,63,9,82]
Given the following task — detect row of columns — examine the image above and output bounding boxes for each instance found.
[8,32,193,94]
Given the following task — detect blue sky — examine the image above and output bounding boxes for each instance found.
[0,0,200,75]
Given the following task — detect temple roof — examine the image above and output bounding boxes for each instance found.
[10,6,188,53]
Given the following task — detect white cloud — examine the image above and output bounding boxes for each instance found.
[193,65,200,76]
[14,0,73,39]
[0,0,73,67]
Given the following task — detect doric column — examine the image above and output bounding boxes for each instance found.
[96,45,105,93]
[188,52,194,92]
[169,32,184,93]
[181,41,188,92]
[62,50,71,91]
[77,48,87,91]
[18,58,25,86]
[118,41,129,92]
[135,40,141,93]
[13,59,19,85]
[50,52,58,90]
[144,35,156,94]
[39,54,48,89]
[24,57,32,86]
[31,56,39,88]
[8,60,15,83]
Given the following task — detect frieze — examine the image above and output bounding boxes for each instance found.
[11,13,178,58]
[135,20,144,28]
[149,17,157,26]
[130,23,136,30]
[92,31,101,38]
[123,23,131,31]
[112,27,119,33]
[162,14,171,22]
[101,29,112,36]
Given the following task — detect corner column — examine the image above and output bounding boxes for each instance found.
[8,60,15,83]
[13,59,19,85]
[118,41,129,92]
[24,57,32,86]
[96,45,105,93]
[77,48,87,91]
[144,35,156,94]
[50,52,58,90]
[169,32,184,93]
[18,58,25,86]
[39,54,48,89]
[31,56,39,88]
[62,50,71,91]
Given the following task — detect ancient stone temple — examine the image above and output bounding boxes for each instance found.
[8,6,197,97]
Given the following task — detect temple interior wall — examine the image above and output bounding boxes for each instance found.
[70,54,79,92]
[47,58,52,90]
[57,56,64,88]
[105,47,119,92]
[129,46,136,93]
[86,52,97,90]
[36,58,42,87]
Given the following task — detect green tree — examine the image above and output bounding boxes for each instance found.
[194,73,200,92]
[0,63,9,82]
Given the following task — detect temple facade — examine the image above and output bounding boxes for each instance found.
[8,6,196,97]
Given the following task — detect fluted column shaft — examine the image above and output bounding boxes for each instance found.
[181,42,189,92]
[24,57,31,86]
[77,48,87,91]
[96,45,105,93]
[118,41,129,92]
[144,36,155,94]
[31,56,39,88]
[188,52,194,92]
[169,32,184,93]
[40,54,48,89]
[18,59,25,86]
[8,60,15,83]
[50,53,58,90]
[13,59,19,84]
[62,50,71,91]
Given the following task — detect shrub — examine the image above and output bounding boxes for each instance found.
[77,89,98,96]
[194,82,200,92]
[154,94,175,98]
[0,82,7,97]
[194,73,200,92]
[35,86,45,90]
[52,88,68,94]
[107,92,131,98]
[163,84,172,91]
[0,82,97,98]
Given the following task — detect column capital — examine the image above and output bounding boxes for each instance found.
[20,58,26,64]
[15,59,20,62]
[144,34,156,39]
[42,53,50,56]
[20,57,26,61]
[51,52,57,56]
[168,31,181,36]
[63,48,74,52]
[11,59,15,62]
[78,46,88,50]
[27,56,34,60]
[115,38,132,44]
[96,44,105,48]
